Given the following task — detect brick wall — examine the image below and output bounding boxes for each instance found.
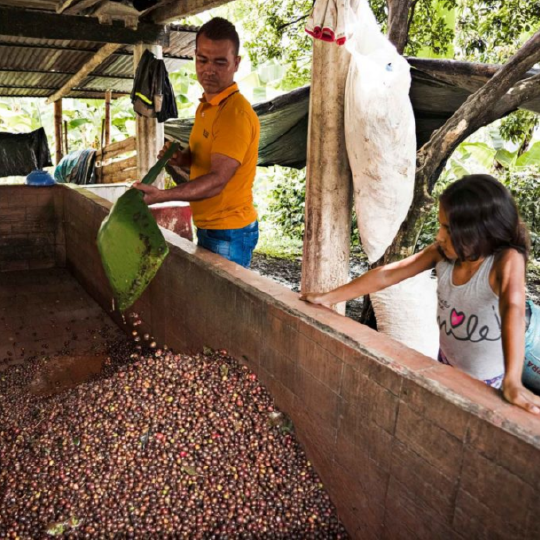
[59,186,540,538]
[0,185,65,272]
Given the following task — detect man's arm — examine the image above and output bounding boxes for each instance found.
[134,152,240,205]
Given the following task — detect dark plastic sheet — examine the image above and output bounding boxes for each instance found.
[0,127,52,178]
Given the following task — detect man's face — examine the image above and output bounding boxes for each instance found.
[195,35,240,98]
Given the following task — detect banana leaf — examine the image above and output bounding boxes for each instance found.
[97,143,180,312]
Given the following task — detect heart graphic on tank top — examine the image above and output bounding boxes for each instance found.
[450,308,465,328]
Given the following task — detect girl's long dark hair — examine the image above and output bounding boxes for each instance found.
[439,174,530,262]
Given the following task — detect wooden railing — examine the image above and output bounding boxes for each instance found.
[95,136,137,184]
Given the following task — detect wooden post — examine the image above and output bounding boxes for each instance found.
[104,89,112,147]
[54,99,63,165]
[301,39,353,315]
[99,118,106,184]
[134,44,165,186]
[63,120,69,155]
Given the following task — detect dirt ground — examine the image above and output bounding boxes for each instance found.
[251,253,540,323]
[251,252,368,321]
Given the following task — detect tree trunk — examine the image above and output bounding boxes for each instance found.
[386,0,415,54]
[387,29,540,261]
[361,29,540,324]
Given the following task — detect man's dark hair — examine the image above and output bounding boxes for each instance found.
[439,174,530,262]
[196,17,240,56]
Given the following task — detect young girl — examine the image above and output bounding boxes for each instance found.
[301,174,540,415]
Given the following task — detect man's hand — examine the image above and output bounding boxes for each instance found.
[159,140,189,169]
[132,182,163,206]
[503,380,540,415]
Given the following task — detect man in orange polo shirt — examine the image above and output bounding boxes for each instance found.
[134,17,260,268]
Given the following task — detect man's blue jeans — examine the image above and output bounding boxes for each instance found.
[196,221,259,268]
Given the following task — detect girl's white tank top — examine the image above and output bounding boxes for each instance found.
[436,255,504,381]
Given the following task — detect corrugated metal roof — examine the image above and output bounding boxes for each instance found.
[0,1,58,9]
[0,1,197,99]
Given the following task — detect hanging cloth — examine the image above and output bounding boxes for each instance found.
[131,49,178,123]
[0,128,52,178]
[305,0,347,46]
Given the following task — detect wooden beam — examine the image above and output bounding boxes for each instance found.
[0,68,133,81]
[147,0,235,24]
[56,0,79,13]
[100,155,138,177]
[0,88,128,100]
[45,43,122,105]
[58,0,103,15]
[104,90,112,147]
[0,7,169,46]
[96,136,136,161]
[64,120,69,155]
[301,39,352,315]
[54,100,63,165]
[0,83,129,94]
[102,166,138,184]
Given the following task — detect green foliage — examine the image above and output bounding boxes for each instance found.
[505,170,540,258]
[405,0,458,57]
[169,62,199,118]
[499,110,539,157]
[255,232,304,259]
[455,0,540,62]
[235,0,314,89]
[256,165,364,252]
[0,96,135,154]
[500,111,539,146]
[418,155,540,259]
[0,98,50,133]
[265,166,306,240]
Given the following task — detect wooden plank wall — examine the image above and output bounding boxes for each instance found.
[95,136,137,184]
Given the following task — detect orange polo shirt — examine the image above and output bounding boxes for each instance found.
[189,83,260,229]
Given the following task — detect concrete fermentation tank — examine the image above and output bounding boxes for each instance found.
[0,184,539,539]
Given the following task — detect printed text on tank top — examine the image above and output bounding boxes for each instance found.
[437,256,501,345]
[438,305,501,343]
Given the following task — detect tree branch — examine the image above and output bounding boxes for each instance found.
[277,13,310,32]
[382,29,540,263]
[406,0,419,44]
[418,30,540,192]
[491,73,540,119]
[387,0,414,54]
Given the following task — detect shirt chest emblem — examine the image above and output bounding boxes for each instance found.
[203,129,209,139]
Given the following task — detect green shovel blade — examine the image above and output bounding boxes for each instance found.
[97,143,180,312]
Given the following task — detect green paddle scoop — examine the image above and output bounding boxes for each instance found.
[97,142,180,312]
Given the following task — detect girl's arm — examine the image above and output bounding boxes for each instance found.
[497,250,540,414]
[300,243,442,307]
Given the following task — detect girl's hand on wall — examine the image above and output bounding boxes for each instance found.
[300,293,333,308]
[503,381,540,415]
